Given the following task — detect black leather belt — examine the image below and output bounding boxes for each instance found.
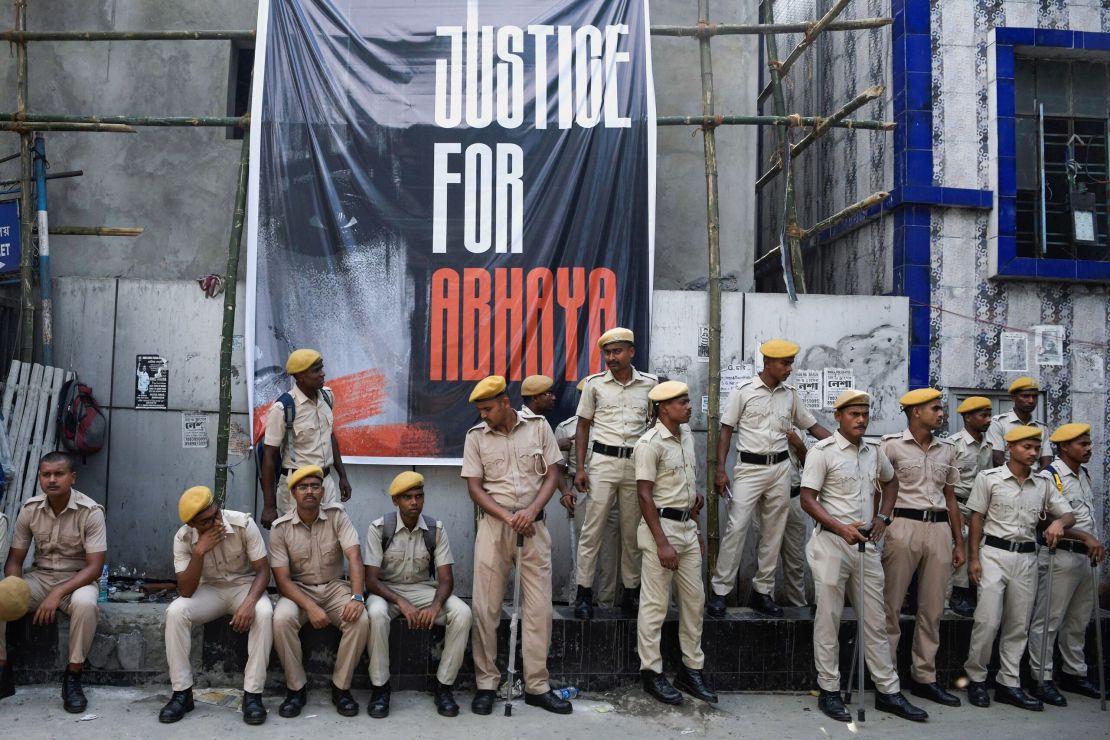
[893,508,949,523]
[657,507,694,522]
[984,534,1036,554]
[486,509,545,523]
[790,486,801,499]
[738,450,789,465]
[1037,535,1089,555]
[593,441,635,459]
[283,465,331,477]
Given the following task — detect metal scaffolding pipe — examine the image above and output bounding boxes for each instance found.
[0,112,248,128]
[657,113,893,130]
[650,17,890,37]
[0,29,255,42]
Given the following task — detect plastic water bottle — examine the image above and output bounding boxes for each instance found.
[554,686,579,700]
[98,565,109,603]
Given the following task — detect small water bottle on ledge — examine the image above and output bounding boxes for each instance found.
[98,564,109,603]
[554,686,579,700]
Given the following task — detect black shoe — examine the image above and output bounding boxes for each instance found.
[0,663,14,700]
[434,681,459,717]
[278,686,307,718]
[524,690,573,714]
[948,590,976,618]
[471,689,496,715]
[621,586,640,617]
[994,685,1043,711]
[817,689,850,722]
[331,684,359,717]
[366,683,390,718]
[966,680,990,707]
[158,688,195,723]
[573,585,594,620]
[1031,681,1067,707]
[875,691,928,722]
[706,593,727,619]
[1058,673,1103,699]
[747,591,783,617]
[242,691,267,725]
[673,666,717,704]
[641,670,682,705]
[61,669,88,714]
[909,680,961,707]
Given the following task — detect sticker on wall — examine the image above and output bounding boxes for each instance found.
[822,368,855,409]
[720,363,754,397]
[794,369,823,411]
[135,354,169,409]
[182,412,209,449]
[1033,325,1064,367]
[1000,332,1028,373]
[697,325,710,363]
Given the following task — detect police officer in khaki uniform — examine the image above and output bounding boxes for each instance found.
[522,375,576,511]
[709,339,830,618]
[964,426,1074,710]
[634,381,717,706]
[161,486,272,724]
[750,430,810,609]
[800,390,927,722]
[986,377,1050,467]
[462,375,570,715]
[878,388,964,707]
[1,451,105,713]
[1027,423,1106,706]
[949,396,994,616]
[271,465,368,718]
[364,471,471,719]
[260,349,353,528]
[574,328,657,618]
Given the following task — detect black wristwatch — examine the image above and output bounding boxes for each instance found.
[877,514,892,526]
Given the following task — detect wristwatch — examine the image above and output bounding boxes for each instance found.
[350,593,365,603]
[877,514,892,526]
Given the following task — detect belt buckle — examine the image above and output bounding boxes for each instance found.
[764,453,774,465]
[1009,541,1019,553]
[680,510,690,522]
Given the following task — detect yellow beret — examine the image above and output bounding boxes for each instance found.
[0,576,32,622]
[1008,376,1038,393]
[648,380,689,403]
[389,470,424,497]
[1004,425,1042,443]
[521,374,553,397]
[833,389,870,409]
[957,396,992,414]
[178,485,215,524]
[469,375,507,403]
[286,348,322,375]
[576,378,587,392]
[759,338,800,359]
[597,327,634,348]
[288,465,324,489]
[1049,423,1091,444]
[900,387,942,408]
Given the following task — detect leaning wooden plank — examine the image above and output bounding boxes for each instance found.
[21,366,58,504]
[9,363,45,506]
[4,361,30,439]
[1,360,22,429]
[43,369,72,453]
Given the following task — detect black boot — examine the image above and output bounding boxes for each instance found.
[331,683,359,716]
[433,681,459,717]
[278,686,307,718]
[0,663,14,700]
[471,689,496,715]
[994,685,1043,711]
[948,587,976,618]
[621,586,640,617]
[641,670,682,705]
[61,669,88,714]
[747,590,783,617]
[706,593,728,619]
[367,682,391,718]
[966,680,990,708]
[874,691,929,722]
[1031,681,1067,707]
[573,585,594,620]
[1058,673,1103,699]
[673,665,717,703]
[818,689,850,722]
[524,689,573,714]
[158,688,194,723]
[909,680,961,707]
[242,691,267,725]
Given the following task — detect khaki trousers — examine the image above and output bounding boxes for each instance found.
[571,480,621,604]
[711,460,791,597]
[964,546,1037,687]
[576,455,642,590]
[0,569,97,664]
[273,579,368,690]
[165,583,273,693]
[366,584,472,686]
[472,516,552,694]
[881,517,953,683]
[1027,548,1095,678]
[950,502,971,591]
[807,529,900,694]
[276,473,339,516]
[753,493,808,606]
[636,519,705,673]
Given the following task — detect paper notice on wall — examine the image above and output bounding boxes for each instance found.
[794,370,823,411]
[702,395,709,414]
[182,413,209,449]
[1033,325,1064,366]
[822,368,855,409]
[697,325,710,362]
[1000,332,1028,372]
[135,354,169,409]
[719,363,754,397]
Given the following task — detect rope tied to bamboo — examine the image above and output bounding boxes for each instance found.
[767,59,784,73]
[695,19,718,39]
[787,113,803,128]
[786,224,806,239]
[693,114,724,136]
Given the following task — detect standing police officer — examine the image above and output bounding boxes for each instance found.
[986,377,1050,468]
[949,396,994,617]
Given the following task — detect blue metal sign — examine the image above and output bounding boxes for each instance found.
[0,201,19,274]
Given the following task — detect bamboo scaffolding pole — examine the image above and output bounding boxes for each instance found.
[48,226,144,237]
[0,113,248,128]
[756,0,852,105]
[755,85,886,190]
[0,169,83,188]
[0,122,136,133]
[657,113,892,130]
[753,191,889,270]
[650,17,889,37]
[15,0,34,363]
[0,30,255,42]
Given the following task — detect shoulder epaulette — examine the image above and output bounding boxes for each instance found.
[880,432,900,440]
[814,437,837,449]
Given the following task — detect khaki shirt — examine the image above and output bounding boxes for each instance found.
[952,429,992,501]
[363,516,455,586]
[801,432,894,526]
[173,510,268,587]
[1041,458,1096,535]
[270,503,359,586]
[12,489,106,573]
[633,421,698,511]
[575,368,657,447]
[967,465,1071,542]
[721,376,817,455]
[518,405,538,419]
[985,411,1043,453]
[263,384,335,467]
[554,416,588,477]
[461,412,563,510]
[880,429,959,511]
